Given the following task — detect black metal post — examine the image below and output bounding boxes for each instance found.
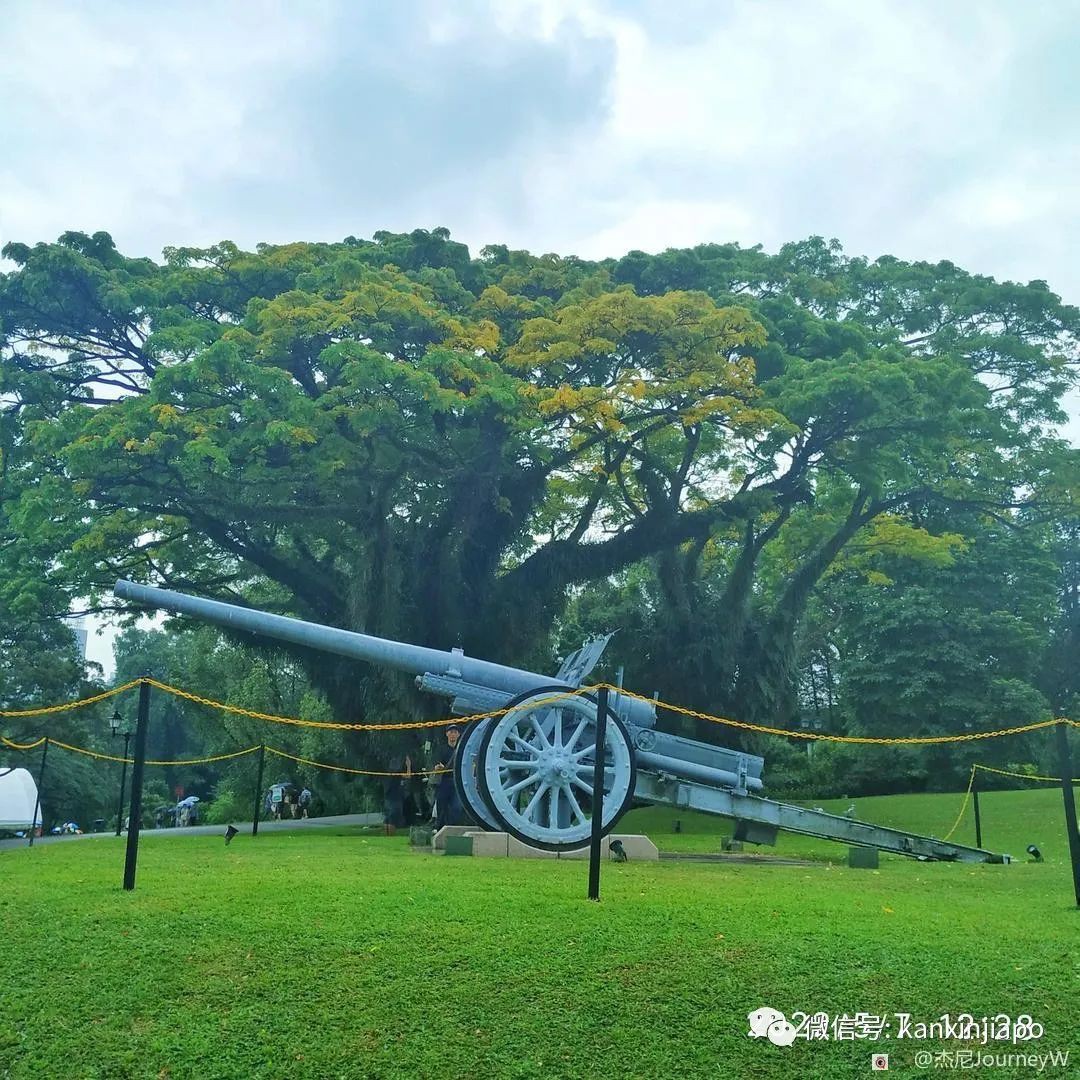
[27,737,48,848]
[114,731,131,837]
[252,744,266,837]
[587,686,609,902]
[122,680,152,891]
[972,773,983,850]
[1055,721,1080,908]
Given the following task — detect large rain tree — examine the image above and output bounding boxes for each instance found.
[1,229,1076,741]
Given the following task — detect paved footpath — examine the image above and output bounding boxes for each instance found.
[0,813,385,851]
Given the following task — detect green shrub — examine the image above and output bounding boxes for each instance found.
[203,782,250,825]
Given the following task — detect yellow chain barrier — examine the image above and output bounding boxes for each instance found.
[1,735,47,751]
[0,680,143,717]
[46,741,261,767]
[597,683,1076,745]
[941,765,977,842]
[265,746,448,777]
[143,678,571,731]
[941,760,1078,845]
[4,676,1078,745]
[6,678,1076,828]
[973,763,1068,784]
[4,733,442,778]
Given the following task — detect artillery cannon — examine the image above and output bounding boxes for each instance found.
[114,580,1007,863]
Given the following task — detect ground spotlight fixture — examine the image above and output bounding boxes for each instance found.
[225,825,239,845]
[609,838,627,863]
[1026,844,1043,863]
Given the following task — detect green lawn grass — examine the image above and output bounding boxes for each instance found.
[1,788,1077,1080]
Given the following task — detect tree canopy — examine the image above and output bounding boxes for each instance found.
[2,229,1077,776]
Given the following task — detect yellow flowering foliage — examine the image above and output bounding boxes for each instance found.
[834,515,967,585]
[506,290,771,439]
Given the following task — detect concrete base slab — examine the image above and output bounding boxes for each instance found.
[431,830,658,860]
[468,831,509,857]
[433,825,474,850]
[507,836,558,858]
[444,835,474,856]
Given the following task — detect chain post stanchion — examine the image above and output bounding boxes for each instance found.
[252,744,267,837]
[122,680,152,891]
[1055,721,1080,908]
[587,686,609,902]
[27,737,49,848]
[972,769,983,849]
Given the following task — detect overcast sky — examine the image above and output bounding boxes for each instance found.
[2,0,1078,670]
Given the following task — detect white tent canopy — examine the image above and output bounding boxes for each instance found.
[0,768,41,829]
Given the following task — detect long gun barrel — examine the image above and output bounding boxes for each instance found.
[113,580,656,727]
[117,580,560,697]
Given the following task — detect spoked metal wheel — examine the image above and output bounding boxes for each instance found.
[453,719,501,831]
[476,685,636,853]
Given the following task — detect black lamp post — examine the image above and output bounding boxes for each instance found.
[110,708,132,837]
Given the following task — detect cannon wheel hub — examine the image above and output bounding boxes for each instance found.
[475,685,637,853]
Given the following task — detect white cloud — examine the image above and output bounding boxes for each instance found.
[450,0,1080,323]
[0,2,333,253]
[1,0,1077,400]
[945,179,1055,231]
[2,0,1076,304]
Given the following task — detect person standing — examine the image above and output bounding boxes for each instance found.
[435,723,464,830]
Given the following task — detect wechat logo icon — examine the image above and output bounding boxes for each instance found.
[747,1007,798,1047]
